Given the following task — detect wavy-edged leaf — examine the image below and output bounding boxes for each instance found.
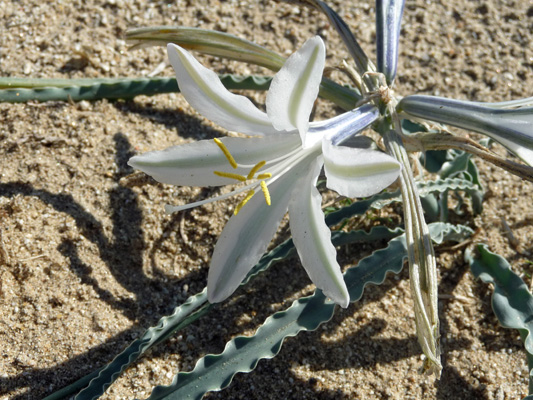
[57,221,308,400]
[47,220,470,400]
[466,244,533,395]
[46,205,394,400]
[148,293,336,400]
[399,95,533,166]
[0,75,271,103]
[47,231,299,400]
[148,228,404,400]
[421,148,484,216]
[73,290,210,400]
[325,177,483,227]
[376,0,405,85]
[0,76,359,111]
[428,222,473,244]
[146,222,471,399]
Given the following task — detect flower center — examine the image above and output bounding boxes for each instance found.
[213,138,272,215]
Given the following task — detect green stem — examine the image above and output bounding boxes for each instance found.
[384,129,442,375]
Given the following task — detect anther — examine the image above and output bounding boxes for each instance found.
[214,138,237,169]
[256,173,272,180]
[234,190,255,215]
[213,171,247,182]
[246,160,266,180]
[260,181,271,206]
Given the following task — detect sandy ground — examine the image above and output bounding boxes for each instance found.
[1,0,533,399]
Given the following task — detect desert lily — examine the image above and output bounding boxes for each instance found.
[129,36,401,307]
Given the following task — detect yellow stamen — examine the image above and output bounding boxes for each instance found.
[212,138,274,213]
[214,138,237,169]
[260,181,271,206]
[256,173,272,179]
[234,190,255,215]
[213,170,247,182]
[246,160,267,179]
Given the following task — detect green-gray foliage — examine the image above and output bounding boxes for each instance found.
[147,222,471,400]
[5,0,530,396]
[46,199,406,400]
[325,177,482,228]
[0,74,359,111]
[0,75,270,103]
[466,244,533,396]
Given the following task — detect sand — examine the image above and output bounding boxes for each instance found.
[1,0,533,399]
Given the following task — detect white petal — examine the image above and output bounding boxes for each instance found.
[288,156,349,308]
[167,43,278,136]
[322,137,401,198]
[128,134,301,187]
[266,36,325,144]
[207,170,302,303]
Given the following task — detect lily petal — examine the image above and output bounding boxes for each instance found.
[207,166,305,303]
[128,134,301,187]
[266,36,325,144]
[288,156,350,308]
[167,43,278,136]
[399,95,533,166]
[322,136,401,198]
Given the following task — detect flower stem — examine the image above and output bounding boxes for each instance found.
[384,129,442,375]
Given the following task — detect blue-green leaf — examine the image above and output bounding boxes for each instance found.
[0,74,359,110]
[0,75,270,103]
[376,0,405,85]
[325,177,483,227]
[399,95,533,166]
[466,244,533,395]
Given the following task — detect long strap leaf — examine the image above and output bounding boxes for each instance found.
[147,222,472,400]
[376,0,405,85]
[466,244,533,396]
[0,74,359,110]
[281,0,375,81]
[1,26,362,109]
[0,75,270,103]
[74,290,211,400]
[126,25,363,108]
[127,26,285,71]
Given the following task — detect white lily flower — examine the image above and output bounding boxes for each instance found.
[129,37,401,307]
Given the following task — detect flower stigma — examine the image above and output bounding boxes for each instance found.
[212,138,272,215]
